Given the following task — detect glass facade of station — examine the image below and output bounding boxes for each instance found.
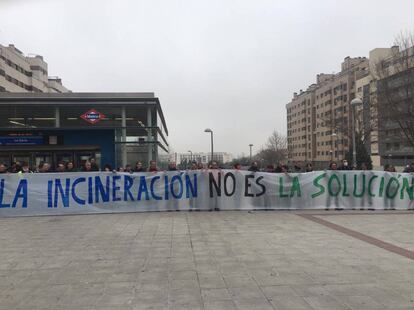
[0,93,169,170]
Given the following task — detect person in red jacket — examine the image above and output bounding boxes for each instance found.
[148,160,158,172]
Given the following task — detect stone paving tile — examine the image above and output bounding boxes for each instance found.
[202,288,233,301]
[332,295,387,310]
[0,211,414,309]
[304,295,353,310]
[269,295,313,310]
[233,297,274,310]
[204,300,237,310]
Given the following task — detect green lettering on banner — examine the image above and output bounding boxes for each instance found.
[278,177,289,198]
[311,173,326,198]
[400,177,413,200]
[353,174,366,198]
[290,176,301,197]
[328,174,341,197]
[342,174,350,197]
[379,177,385,197]
[368,175,378,197]
[385,177,400,199]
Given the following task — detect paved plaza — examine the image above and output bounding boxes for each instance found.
[0,211,413,310]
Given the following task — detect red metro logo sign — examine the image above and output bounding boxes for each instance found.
[80,109,106,124]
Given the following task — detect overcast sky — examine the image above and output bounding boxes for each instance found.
[1,0,414,157]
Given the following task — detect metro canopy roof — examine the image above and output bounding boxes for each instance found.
[0,92,168,135]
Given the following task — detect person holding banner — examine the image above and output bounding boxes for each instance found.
[134,161,145,172]
[66,161,77,172]
[168,162,178,171]
[329,162,338,170]
[190,162,198,170]
[248,161,259,172]
[0,163,8,174]
[55,162,66,173]
[305,163,313,172]
[19,162,32,174]
[38,162,51,173]
[148,160,158,172]
[81,161,94,172]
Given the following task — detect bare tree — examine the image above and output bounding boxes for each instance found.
[374,31,414,148]
[265,130,287,151]
[255,130,287,165]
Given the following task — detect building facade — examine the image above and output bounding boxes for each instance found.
[287,57,369,168]
[178,152,233,166]
[375,45,414,167]
[0,93,169,170]
[0,44,69,93]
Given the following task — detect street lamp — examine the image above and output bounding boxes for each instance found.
[204,128,214,163]
[350,98,362,166]
[249,144,253,161]
[187,150,192,162]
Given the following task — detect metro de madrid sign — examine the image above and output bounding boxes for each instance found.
[80,109,106,124]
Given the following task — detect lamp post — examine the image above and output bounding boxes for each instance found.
[350,98,362,166]
[204,128,214,163]
[249,144,253,161]
[188,150,192,162]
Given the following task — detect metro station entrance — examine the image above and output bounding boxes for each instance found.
[0,146,101,170]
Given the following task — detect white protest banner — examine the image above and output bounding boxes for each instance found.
[0,170,413,217]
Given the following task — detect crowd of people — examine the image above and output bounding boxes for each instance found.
[0,158,221,174]
[243,159,371,173]
[242,159,408,173]
[0,157,411,174]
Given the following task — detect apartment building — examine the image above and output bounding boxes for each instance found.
[286,57,369,168]
[374,45,414,167]
[0,44,70,93]
[353,48,395,169]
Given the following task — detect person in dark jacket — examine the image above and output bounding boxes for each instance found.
[403,162,414,173]
[89,158,99,171]
[329,162,338,170]
[210,161,219,169]
[8,162,21,173]
[339,159,351,170]
[293,162,302,172]
[81,161,94,172]
[305,163,313,172]
[0,163,8,174]
[265,164,275,173]
[66,161,76,172]
[190,162,198,170]
[103,164,113,172]
[38,162,51,173]
[20,162,33,173]
[248,161,259,172]
[233,163,241,170]
[168,162,177,171]
[125,164,133,173]
[274,163,283,173]
[134,161,144,172]
[56,162,66,173]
